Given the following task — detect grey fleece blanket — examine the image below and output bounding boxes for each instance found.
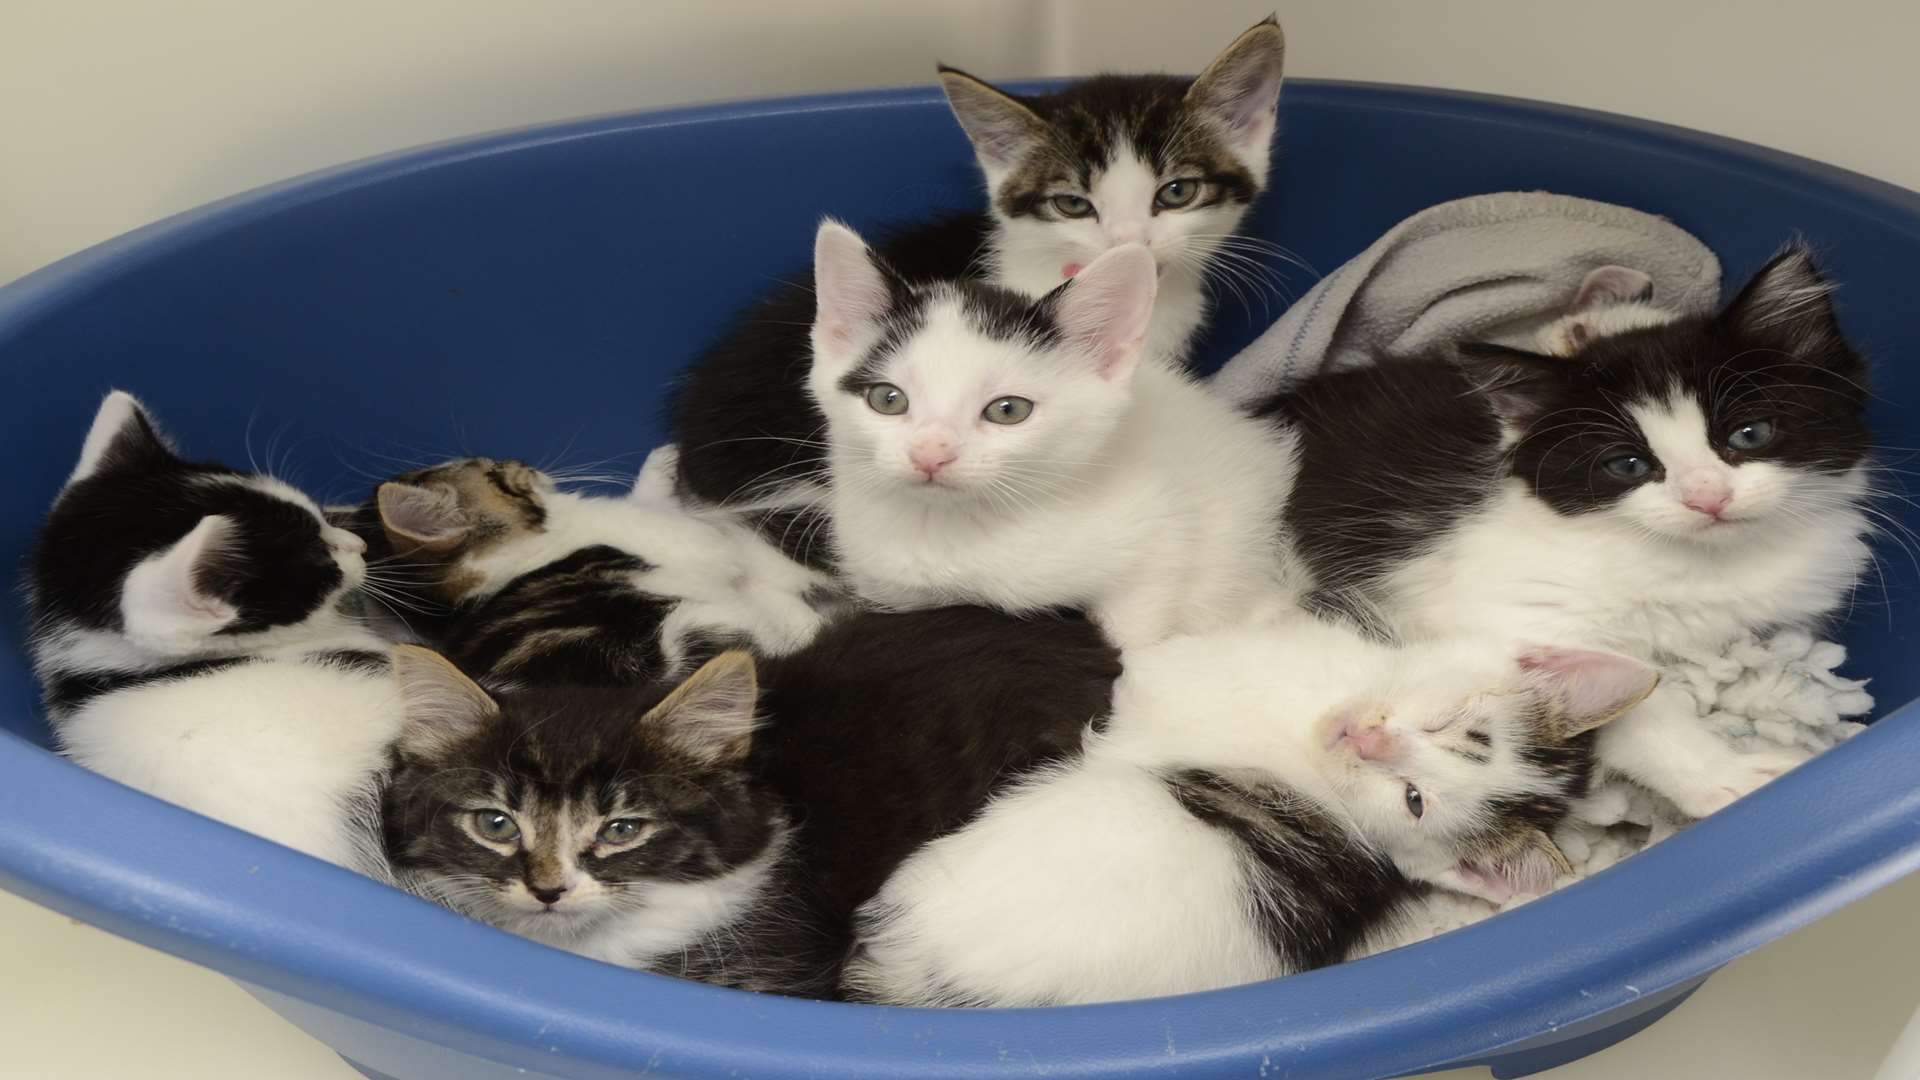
[1212,191,1723,403]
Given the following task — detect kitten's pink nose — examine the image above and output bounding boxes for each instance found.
[908,440,957,479]
[1344,726,1396,762]
[1679,471,1733,518]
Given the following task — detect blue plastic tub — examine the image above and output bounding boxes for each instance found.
[2,79,1917,1080]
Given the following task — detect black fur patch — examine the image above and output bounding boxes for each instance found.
[43,656,253,717]
[837,278,1067,393]
[1163,768,1410,972]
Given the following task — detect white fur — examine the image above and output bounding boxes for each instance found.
[810,262,1302,648]
[59,651,402,873]
[1537,300,1679,357]
[459,487,829,664]
[847,621,1601,1005]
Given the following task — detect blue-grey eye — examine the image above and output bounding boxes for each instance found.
[598,818,646,845]
[1404,784,1425,820]
[983,396,1034,425]
[1727,419,1777,452]
[864,383,908,415]
[1602,454,1655,481]
[471,809,519,842]
[1050,194,1095,219]
[1154,178,1202,209]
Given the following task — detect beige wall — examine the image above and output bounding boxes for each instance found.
[5,1,1917,286]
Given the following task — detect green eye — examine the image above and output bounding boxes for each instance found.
[1727,420,1777,452]
[471,809,519,842]
[983,396,1034,425]
[1404,784,1425,820]
[1602,454,1655,481]
[1050,194,1095,219]
[1154,178,1202,209]
[598,818,646,845]
[864,383,909,415]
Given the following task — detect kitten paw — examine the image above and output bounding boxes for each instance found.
[1672,748,1810,819]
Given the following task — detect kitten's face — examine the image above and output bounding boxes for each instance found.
[940,18,1284,294]
[808,224,1155,508]
[1485,247,1869,544]
[384,650,781,943]
[1320,643,1655,903]
[32,392,367,657]
[351,457,555,606]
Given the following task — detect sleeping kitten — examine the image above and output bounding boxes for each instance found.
[347,456,829,686]
[808,222,1302,647]
[843,619,1649,1006]
[669,17,1287,525]
[381,647,798,982]
[1268,245,1871,816]
[26,392,397,869]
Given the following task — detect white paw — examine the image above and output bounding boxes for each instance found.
[1672,747,1811,819]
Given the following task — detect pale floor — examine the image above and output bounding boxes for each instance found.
[3,875,1918,1080]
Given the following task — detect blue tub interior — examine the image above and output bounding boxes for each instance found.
[2,80,1918,1080]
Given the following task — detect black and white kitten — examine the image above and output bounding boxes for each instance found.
[1266,245,1873,817]
[347,456,829,687]
[844,618,1651,1006]
[669,17,1286,523]
[26,392,396,868]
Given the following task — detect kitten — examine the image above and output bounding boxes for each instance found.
[347,456,830,687]
[843,618,1649,1006]
[381,647,798,983]
[808,222,1303,648]
[1536,264,1676,356]
[1267,245,1872,817]
[668,17,1287,523]
[26,392,396,869]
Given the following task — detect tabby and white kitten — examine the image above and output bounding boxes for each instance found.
[669,17,1287,522]
[1269,246,1872,816]
[808,222,1302,648]
[26,392,396,869]
[844,619,1651,1006]
[350,457,829,686]
[382,648,797,983]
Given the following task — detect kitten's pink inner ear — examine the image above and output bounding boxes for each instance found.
[120,515,241,644]
[1519,645,1660,734]
[1570,265,1655,313]
[813,220,892,356]
[377,482,468,553]
[1053,244,1157,381]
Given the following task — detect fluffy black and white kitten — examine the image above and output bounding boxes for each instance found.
[845,618,1650,1006]
[26,392,397,868]
[1265,245,1873,817]
[347,456,829,687]
[669,17,1286,528]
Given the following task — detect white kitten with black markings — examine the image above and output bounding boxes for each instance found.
[845,619,1650,1007]
[808,221,1303,647]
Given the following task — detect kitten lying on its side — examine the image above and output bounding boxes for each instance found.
[1269,246,1873,816]
[844,618,1651,1006]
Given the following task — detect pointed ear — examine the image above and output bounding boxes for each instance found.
[1455,341,1566,425]
[121,515,241,644]
[1045,243,1157,382]
[1185,16,1286,155]
[1570,265,1654,313]
[391,644,498,758]
[1720,243,1847,356]
[938,65,1051,178]
[644,650,761,767]
[69,390,176,487]
[811,219,898,369]
[377,481,469,554]
[1519,645,1660,737]
[1435,828,1571,905]
[631,444,680,506]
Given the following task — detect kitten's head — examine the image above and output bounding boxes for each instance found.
[808,221,1156,505]
[1468,245,1870,543]
[1321,643,1656,904]
[349,457,556,607]
[383,647,784,944]
[939,17,1284,292]
[29,392,367,660]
